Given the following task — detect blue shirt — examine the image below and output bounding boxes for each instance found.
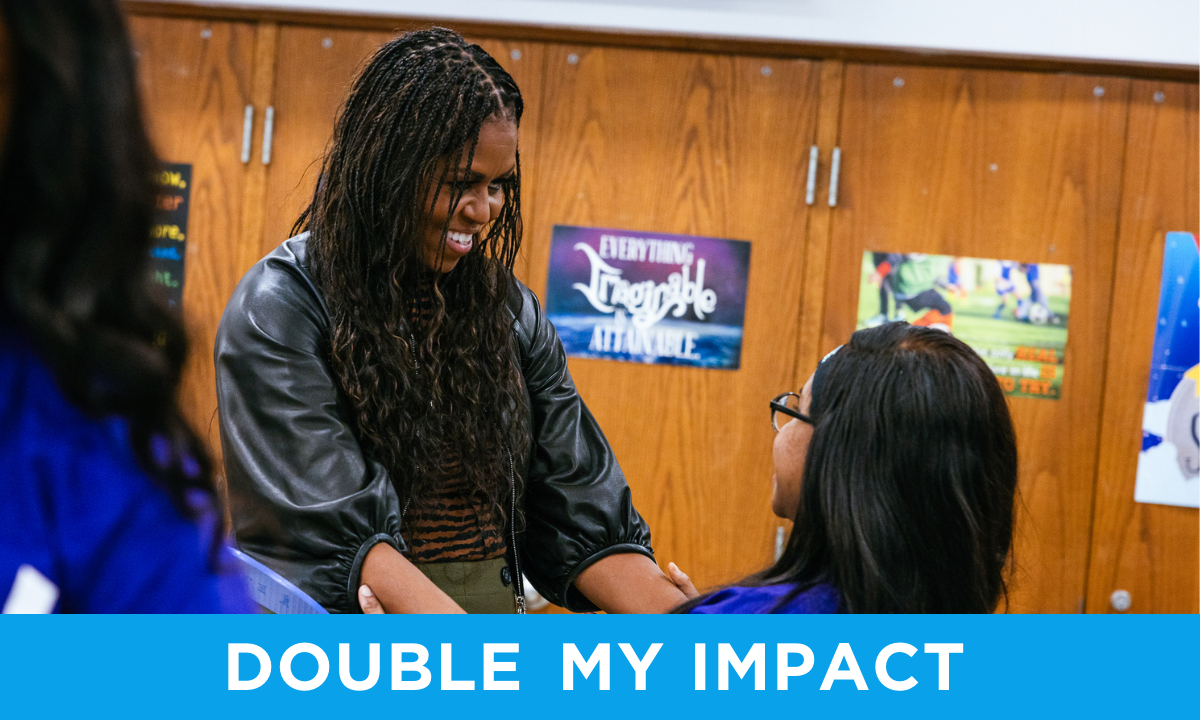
[688,582,841,614]
[0,325,250,613]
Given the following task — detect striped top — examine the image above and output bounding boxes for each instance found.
[400,290,507,564]
[401,459,507,563]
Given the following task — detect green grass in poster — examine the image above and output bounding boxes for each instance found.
[855,252,1071,400]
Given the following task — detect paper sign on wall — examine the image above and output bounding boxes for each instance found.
[544,225,751,369]
[149,163,191,311]
[856,251,1072,400]
[1134,232,1199,508]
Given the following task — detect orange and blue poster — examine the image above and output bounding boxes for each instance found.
[856,251,1072,400]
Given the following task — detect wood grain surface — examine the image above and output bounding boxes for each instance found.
[258,26,393,256]
[128,16,258,478]
[1084,81,1199,614]
[524,45,823,593]
[824,65,1131,612]
[237,22,279,274]
[792,61,845,381]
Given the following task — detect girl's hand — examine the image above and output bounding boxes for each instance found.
[359,584,386,614]
[667,562,698,600]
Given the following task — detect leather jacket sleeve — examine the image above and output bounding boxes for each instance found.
[510,281,654,611]
[214,239,404,614]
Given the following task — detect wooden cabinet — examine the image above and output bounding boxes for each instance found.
[124,8,1198,613]
[1085,81,1199,613]
[527,46,826,586]
[260,27,392,257]
[127,16,262,474]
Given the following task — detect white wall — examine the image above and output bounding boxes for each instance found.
[160,0,1198,67]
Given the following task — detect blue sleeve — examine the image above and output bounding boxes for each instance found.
[50,421,251,613]
[688,583,840,614]
[0,340,250,613]
[688,586,782,614]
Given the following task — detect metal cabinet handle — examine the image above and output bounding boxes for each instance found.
[804,145,818,205]
[828,146,841,207]
[261,106,275,165]
[240,105,254,164]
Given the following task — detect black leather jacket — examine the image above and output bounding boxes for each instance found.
[215,235,653,613]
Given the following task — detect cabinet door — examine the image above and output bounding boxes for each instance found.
[1086,81,1199,614]
[128,16,258,469]
[823,65,1131,612]
[261,26,546,283]
[257,27,391,257]
[527,46,823,587]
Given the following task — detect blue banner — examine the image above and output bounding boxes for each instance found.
[0,614,1194,716]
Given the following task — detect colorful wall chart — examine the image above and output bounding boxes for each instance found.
[149,163,191,311]
[1134,232,1199,508]
[544,225,751,369]
[855,251,1072,400]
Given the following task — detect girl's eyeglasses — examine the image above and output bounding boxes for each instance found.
[770,392,814,432]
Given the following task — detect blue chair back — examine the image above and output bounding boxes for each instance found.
[230,548,328,614]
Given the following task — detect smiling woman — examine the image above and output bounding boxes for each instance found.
[215,28,687,615]
[421,118,518,273]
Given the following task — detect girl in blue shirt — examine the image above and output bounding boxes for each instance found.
[0,0,248,613]
[671,323,1018,613]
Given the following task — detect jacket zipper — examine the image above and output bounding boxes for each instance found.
[506,443,526,614]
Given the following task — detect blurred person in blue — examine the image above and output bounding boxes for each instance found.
[0,0,250,613]
[668,323,1018,613]
[993,260,1019,319]
[943,257,968,300]
[1014,263,1059,325]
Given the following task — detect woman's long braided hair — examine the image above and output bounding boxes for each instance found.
[300,28,530,521]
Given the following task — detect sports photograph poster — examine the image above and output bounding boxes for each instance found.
[1134,232,1199,508]
[543,225,751,369]
[856,251,1072,400]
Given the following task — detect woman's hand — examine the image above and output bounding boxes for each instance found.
[667,562,699,600]
[359,585,386,614]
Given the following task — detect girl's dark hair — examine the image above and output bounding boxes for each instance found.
[300,28,530,517]
[680,322,1018,613]
[0,1,217,529]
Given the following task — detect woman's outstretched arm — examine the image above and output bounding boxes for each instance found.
[574,553,689,613]
[512,282,665,611]
[360,543,465,614]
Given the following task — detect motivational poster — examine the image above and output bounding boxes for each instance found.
[150,162,192,310]
[1135,232,1199,508]
[544,225,751,370]
[855,251,1072,400]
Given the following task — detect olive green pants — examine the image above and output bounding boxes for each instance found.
[414,557,517,614]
